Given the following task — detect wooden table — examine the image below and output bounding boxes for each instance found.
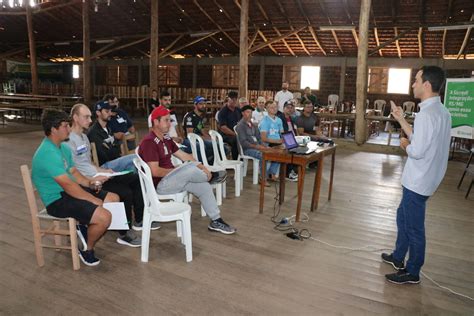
[259,143,337,221]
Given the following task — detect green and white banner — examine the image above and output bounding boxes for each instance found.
[444,78,474,139]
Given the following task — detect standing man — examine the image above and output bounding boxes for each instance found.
[182,96,214,163]
[382,66,451,284]
[275,82,294,112]
[32,109,118,266]
[218,91,242,160]
[139,106,236,235]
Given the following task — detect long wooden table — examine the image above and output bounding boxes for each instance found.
[259,143,337,221]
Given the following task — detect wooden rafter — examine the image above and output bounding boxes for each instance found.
[457,14,474,59]
[273,27,296,56]
[442,0,454,58]
[257,30,278,54]
[292,26,311,55]
[160,32,219,58]
[442,29,447,58]
[92,36,150,59]
[193,0,239,48]
[331,30,344,55]
[369,28,412,55]
[92,40,118,58]
[418,27,423,58]
[374,27,383,57]
[394,27,402,58]
[308,26,326,55]
[34,0,81,15]
[249,28,259,48]
[352,29,359,47]
[0,44,48,58]
[160,34,185,56]
[274,0,310,56]
[249,26,306,54]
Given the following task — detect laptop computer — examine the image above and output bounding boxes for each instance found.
[281,132,315,155]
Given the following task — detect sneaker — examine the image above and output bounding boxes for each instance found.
[210,171,227,184]
[132,221,161,231]
[116,230,141,247]
[286,170,298,182]
[381,253,405,270]
[76,224,88,251]
[385,269,420,284]
[79,249,100,266]
[208,218,236,235]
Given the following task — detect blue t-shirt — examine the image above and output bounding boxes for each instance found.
[259,115,283,140]
[108,108,133,134]
[32,138,76,206]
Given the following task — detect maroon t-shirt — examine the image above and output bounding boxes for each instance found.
[138,131,179,186]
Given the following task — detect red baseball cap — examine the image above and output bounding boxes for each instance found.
[150,105,170,122]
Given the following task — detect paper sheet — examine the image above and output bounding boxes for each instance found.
[103,202,129,230]
[93,170,132,178]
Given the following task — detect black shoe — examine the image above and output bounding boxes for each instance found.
[76,224,88,251]
[79,249,100,266]
[209,171,227,184]
[385,269,420,284]
[381,253,405,270]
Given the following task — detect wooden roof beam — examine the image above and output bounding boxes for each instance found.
[292,26,311,55]
[394,27,402,58]
[274,0,309,55]
[308,26,326,55]
[273,27,296,56]
[352,29,359,47]
[193,0,239,48]
[331,30,344,55]
[418,27,423,58]
[374,27,383,57]
[257,30,278,55]
[92,36,150,59]
[250,26,306,54]
[160,31,219,58]
[159,34,185,56]
[456,14,474,59]
[369,28,412,55]
[249,28,260,48]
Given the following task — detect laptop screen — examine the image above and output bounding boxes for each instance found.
[282,132,298,150]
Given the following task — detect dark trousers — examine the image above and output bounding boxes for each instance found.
[393,186,429,276]
[222,134,239,160]
[102,173,144,231]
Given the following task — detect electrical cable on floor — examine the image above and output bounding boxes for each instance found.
[269,181,474,301]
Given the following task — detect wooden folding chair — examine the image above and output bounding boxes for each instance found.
[120,131,139,156]
[90,142,100,167]
[20,165,80,270]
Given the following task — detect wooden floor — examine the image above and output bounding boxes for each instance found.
[0,129,473,315]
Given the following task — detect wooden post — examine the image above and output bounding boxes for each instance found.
[355,0,371,145]
[259,56,265,91]
[26,5,38,95]
[192,57,197,89]
[239,0,249,98]
[339,57,346,103]
[82,0,91,105]
[150,0,159,92]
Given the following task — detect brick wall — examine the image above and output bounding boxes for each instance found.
[263,65,283,90]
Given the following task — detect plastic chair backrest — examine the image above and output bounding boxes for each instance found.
[403,101,415,113]
[374,99,386,111]
[187,133,210,167]
[133,157,163,217]
[233,126,245,157]
[328,94,339,107]
[208,130,228,164]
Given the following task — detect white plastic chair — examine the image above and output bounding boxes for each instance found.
[187,133,226,203]
[403,101,415,113]
[233,126,259,185]
[208,130,243,196]
[133,157,193,263]
[328,94,339,108]
[374,99,387,115]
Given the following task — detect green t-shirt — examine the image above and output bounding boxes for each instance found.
[32,137,76,206]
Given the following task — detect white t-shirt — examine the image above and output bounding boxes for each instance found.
[251,109,267,126]
[275,90,294,112]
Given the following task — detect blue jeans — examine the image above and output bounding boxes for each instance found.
[156,161,220,220]
[101,154,136,172]
[182,138,215,165]
[243,148,280,177]
[392,186,430,276]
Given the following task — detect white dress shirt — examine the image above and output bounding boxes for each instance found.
[275,90,293,112]
[401,96,451,196]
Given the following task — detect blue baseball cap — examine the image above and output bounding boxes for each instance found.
[194,96,206,104]
[95,100,111,111]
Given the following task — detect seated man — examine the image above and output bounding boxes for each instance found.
[182,96,215,164]
[235,105,280,186]
[259,100,284,148]
[103,94,136,151]
[68,103,156,248]
[218,91,241,160]
[148,89,160,113]
[276,101,299,182]
[139,106,236,235]
[154,90,183,144]
[32,109,118,266]
[87,101,135,172]
[295,101,327,141]
[251,96,267,126]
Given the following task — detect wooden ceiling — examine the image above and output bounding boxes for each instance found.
[0,0,473,61]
